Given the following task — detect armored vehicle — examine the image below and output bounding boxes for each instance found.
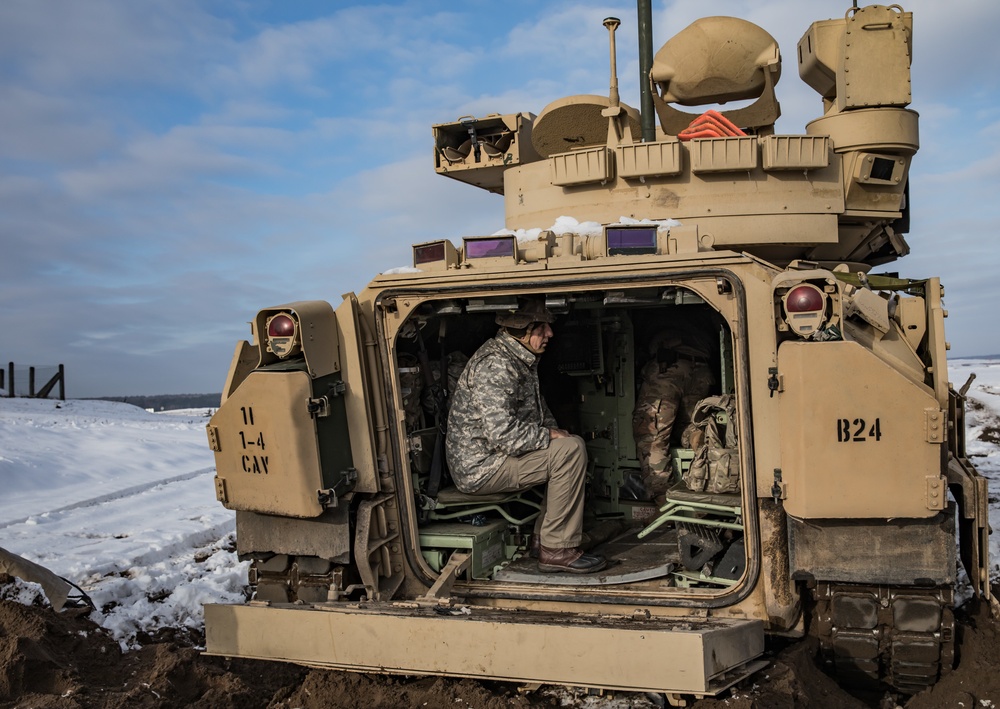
[204,4,990,702]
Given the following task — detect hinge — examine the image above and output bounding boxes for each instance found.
[767,367,782,398]
[317,468,359,508]
[214,476,228,503]
[307,396,330,418]
[926,475,946,511]
[308,381,347,419]
[925,408,945,443]
[206,425,221,452]
[771,468,787,502]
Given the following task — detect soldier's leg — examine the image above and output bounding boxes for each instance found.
[476,436,587,549]
[634,376,685,497]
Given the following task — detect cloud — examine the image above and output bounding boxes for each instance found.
[0,87,117,164]
[213,6,481,97]
[0,0,230,90]
[1,0,999,397]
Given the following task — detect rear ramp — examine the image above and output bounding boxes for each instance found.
[205,602,766,696]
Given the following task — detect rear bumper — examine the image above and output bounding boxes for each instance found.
[205,601,765,696]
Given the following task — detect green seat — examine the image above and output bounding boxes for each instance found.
[636,481,744,588]
[425,486,542,526]
[637,483,743,539]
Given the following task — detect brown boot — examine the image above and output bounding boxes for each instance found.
[537,545,606,574]
[530,532,590,559]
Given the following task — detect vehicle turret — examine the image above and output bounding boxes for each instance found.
[433,4,915,269]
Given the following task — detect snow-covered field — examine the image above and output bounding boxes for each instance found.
[0,398,246,648]
[1,358,999,651]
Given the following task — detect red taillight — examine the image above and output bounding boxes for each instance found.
[268,314,295,337]
[780,282,829,338]
[785,284,825,313]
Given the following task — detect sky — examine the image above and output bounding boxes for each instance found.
[1,357,999,649]
[2,0,999,398]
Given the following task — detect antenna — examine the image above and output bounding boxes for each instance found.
[604,17,621,109]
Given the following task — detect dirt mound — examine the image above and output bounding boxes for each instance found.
[0,591,532,709]
[689,637,870,709]
[279,672,534,709]
[3,583,1000,708]
[0,594,304,709]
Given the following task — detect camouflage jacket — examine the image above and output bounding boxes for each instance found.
[445,330,557,492]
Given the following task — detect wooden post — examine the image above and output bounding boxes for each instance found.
[29,366,36,397]
[59,364,65,401]
[7,362,13,397]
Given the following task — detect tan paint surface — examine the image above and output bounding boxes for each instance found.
[205,602,765,694]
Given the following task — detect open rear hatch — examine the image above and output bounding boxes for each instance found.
[205,601,766,696]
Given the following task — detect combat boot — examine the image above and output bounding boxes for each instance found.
[537,546,606,574]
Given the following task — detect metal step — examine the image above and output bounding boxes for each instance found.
[205,600,766,696]
[493,526,678,586]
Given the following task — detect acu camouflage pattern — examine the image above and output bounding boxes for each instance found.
[446,330,557,493]
[423,351,470,419]
[399,351,469,431]
[397,353,424,429]
[632,358,714,496]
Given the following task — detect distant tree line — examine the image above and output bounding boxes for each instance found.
[91,393,222,411]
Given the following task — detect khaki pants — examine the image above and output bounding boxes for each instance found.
[475,436,587,549]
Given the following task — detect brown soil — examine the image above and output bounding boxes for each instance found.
[3,583,1000,709]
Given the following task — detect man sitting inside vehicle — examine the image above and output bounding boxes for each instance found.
[445,299,606,574]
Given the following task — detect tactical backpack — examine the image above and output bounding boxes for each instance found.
[681,394,740,494]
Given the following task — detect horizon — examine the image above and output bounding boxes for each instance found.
[4,352,1000,403]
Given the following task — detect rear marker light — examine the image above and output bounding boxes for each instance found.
[785,284,825,313]
[266,312,299,358]
[782,283,828,338]
[268,314,296,337]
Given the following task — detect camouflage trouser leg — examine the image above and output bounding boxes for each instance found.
[633,384,682,497]
[632,360,715,497]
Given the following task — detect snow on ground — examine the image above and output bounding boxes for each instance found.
[0,358,998,654]
[0,397,246,648]
[950,358,1000,578]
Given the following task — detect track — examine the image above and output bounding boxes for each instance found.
[812,581,955,695]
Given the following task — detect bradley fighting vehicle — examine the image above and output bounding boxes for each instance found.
[203,3,991,703]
